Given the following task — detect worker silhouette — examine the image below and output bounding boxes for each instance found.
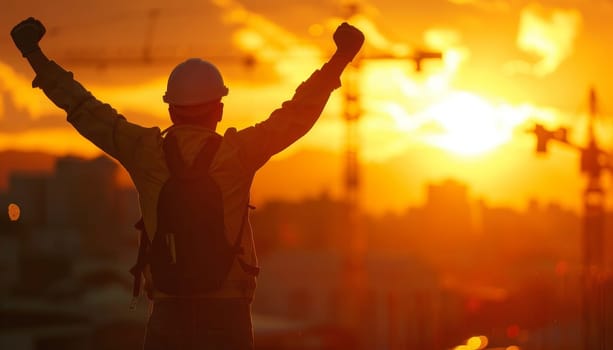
[11,17,364,350]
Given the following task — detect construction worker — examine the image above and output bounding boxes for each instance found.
[11,17,364,350]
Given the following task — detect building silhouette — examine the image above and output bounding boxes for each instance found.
[0,154,609,349]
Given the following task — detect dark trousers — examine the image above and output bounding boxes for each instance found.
[143,298,254,350]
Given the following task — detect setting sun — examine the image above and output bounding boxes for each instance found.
[421,92,531,156]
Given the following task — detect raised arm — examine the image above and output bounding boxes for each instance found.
[10,17,156,169]
[231,22,365,172]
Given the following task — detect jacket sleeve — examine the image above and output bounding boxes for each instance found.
[32,60,159,170]
[230,63,342,173]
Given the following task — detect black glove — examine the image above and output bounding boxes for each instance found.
[333,22,365,61]
[11,17,46,57]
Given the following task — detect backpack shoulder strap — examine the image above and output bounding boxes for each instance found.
[163,132,222,176]
[162,133,186,176]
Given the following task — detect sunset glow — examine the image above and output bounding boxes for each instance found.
[1,0,612,213]
[2,2,613,349]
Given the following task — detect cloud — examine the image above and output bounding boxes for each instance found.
[333,13,411,56]
[448,0,510,12]
[423,28,470,89]
[0,91,66,133]
[0,62,59,118]
[211,0,323,84]
[505,3,582,77]
[0,58,171,133]
[0,62,69,133]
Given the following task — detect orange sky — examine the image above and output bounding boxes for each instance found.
[1,0,613,214]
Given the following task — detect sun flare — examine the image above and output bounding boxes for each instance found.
[359,58,533,158]
[421,92,531,156]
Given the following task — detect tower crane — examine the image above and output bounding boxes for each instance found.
[530,87,608,350]
[53,8,256,70]
[338,3,442,347]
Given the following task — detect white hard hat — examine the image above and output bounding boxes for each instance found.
[163,58,229,106]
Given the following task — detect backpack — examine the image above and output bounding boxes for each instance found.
[130,132,255,300]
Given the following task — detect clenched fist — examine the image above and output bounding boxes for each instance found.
[11,17,46,57]
[333,22,364,61]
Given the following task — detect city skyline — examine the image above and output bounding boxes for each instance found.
[2,151,607,349]
[0,147,591,215]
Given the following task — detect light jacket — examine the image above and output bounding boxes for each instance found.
[32,60,342,300]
